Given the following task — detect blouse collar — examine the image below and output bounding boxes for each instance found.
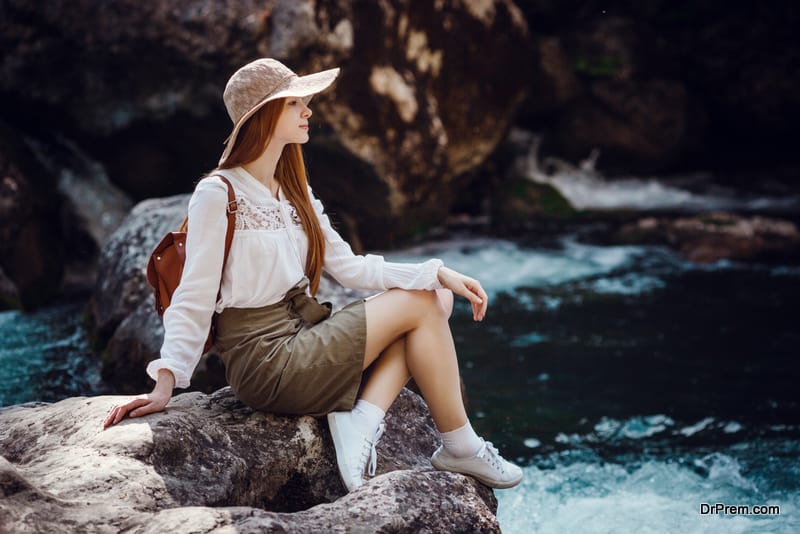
[228,167,284,203]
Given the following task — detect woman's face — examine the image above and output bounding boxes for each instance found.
[273,97,312,145]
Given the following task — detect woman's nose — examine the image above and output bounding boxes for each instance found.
[302,103,312,118]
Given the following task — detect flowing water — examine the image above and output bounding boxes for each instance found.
[2,235,798,533]
[0,300,106,406]
[388,238,800,533]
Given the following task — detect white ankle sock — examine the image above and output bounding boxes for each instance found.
[440,420,483,458]
[351,399,385,437]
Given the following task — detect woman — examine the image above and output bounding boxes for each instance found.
[103,58,522,492]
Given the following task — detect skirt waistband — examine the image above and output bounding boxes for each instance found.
[216,277,331,344]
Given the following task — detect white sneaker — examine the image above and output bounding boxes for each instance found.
[327,411,385,492]
[430,438,523,489]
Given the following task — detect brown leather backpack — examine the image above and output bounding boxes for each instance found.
[146,175,237,353]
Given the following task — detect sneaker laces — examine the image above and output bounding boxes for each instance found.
[477,440,505,474]
[359,422,385,477]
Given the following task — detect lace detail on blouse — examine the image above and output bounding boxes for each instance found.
[234,196,302,231]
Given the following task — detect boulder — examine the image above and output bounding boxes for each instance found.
[544,16,705,173]
[0,121,133,308]
[514,3,800,174]
[0,388,499,533]
[89,195,188,345]
[613,211,800,263]
[30,136,131,251]
[0,124,64,310]
[309,0,533,231]
[556,77,705,173]
[0,266,20,310]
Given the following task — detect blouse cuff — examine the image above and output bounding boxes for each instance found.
[146,358,191,389]
[382,258,445,291]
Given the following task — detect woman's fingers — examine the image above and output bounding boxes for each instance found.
[103,397,149,429]
[437,266,489,321]
[130,397,166,418]
[463,279,488,321]
[475,282,489,320]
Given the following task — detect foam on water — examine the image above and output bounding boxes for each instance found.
[515,136,800,213]
[529,170,800,212]
[385,238,666,299]
[497,452,799,534]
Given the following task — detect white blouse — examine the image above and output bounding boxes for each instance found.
[146,166,444,388]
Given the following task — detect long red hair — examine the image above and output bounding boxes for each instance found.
[217,98,325,294]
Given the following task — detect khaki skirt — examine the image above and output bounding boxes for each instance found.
[215,278,367,416]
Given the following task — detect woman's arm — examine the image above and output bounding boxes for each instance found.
[309,187,443,291]
[145,177,229,388]
[102,368,175,428]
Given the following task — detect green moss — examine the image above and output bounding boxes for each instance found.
[494,178,577,227]
[0,294,22,311]
[405,219,432,239]
[511,180,529,198]
[574,55,621,78]
[538,184,577,217]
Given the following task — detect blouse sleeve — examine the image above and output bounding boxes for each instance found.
[146,177,229,388]
[309,186,444,291]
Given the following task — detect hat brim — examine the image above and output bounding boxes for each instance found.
[219,67,340,166]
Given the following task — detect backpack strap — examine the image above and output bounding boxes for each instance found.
[175,174,237,305]
[217,175,237,302]
[218,175,237,261]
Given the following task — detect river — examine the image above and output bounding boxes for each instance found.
[388,236,799,533]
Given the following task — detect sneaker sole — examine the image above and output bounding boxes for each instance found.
[327,412,360,492]
[431,455,523,489]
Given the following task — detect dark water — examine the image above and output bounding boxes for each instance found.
[0,300,107,406]
[2,236,798,532]
[389,237,800,533]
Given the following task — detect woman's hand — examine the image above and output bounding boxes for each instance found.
[102,369,175,429]
[437,266,489,321]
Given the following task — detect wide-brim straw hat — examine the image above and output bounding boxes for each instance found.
[219,58,340,165]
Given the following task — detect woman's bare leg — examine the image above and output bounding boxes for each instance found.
[359,288,466,432]
[330,287,522,491]
[359,289,453,410]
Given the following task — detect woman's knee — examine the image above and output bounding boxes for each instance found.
[407,289,451,322]
[436,288,454,319]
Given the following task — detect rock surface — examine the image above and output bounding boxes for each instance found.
[613,211,800,263]
[516,3,799,174]
[0,388,499,533]
[0,122,133,309]
[0,124,64,310]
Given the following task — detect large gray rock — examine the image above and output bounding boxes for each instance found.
[532,16,705,174]
[0,388,499,533]
[24,135,133,252]
[0,122,133,308]
[0,124,64,310]
[89,195,188,345]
